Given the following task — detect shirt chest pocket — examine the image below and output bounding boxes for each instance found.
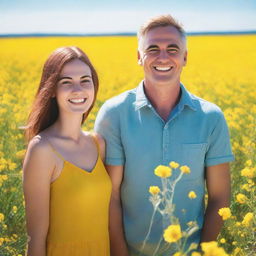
[180,143,208,180]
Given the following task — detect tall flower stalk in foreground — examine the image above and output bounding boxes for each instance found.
[140,161,199,256]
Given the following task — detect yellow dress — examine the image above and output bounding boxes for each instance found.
[46,135,112,256]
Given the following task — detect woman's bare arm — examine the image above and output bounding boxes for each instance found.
[23,137,55,256]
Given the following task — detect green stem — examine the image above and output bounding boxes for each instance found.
[140,205,158,254]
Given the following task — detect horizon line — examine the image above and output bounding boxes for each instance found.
[0,30,256,38]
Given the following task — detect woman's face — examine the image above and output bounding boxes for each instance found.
[55,59,95,116]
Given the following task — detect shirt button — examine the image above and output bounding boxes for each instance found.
[164,126,168,130]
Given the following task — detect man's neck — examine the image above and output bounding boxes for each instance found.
[143,81,181,121]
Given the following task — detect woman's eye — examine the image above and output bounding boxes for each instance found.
[81,80,93,88]
[61,81,71,85]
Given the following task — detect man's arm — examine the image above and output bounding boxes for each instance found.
[200,162,231,242]
[106,164,129,256]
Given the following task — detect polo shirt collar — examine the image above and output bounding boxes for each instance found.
[134,80,197,112]
[178,83,197,112]
[134,81,150,110]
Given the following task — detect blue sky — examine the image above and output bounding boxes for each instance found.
[1,0,256,34]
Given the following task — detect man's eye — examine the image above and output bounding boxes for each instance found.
[168,48,178,53]
[148,48,159,52]
[81,80,90,83]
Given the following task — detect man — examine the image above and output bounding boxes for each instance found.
[95,15,234,256]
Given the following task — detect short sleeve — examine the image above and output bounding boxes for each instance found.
[94,102,125,166]
[205,111,235,167]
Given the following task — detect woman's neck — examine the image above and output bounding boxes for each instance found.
[51,113,84,142]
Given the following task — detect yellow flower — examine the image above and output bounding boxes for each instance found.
[188,191,197,199]
[236,193,247,204]
[0,174,8,187]
[201,241,228,256]
[12,234,18,239]
[241,167,255,178]
[154,165,172,178]
[163,224,182,243]
[12,206,17,214]
[0,213,4,222]
[241,183,250,192]
[15,149,26,159]
[8,162,17,171]
[235,222,241,226]
[220,238,226,244]
[169,161,179,169]
[187,221,197,227]
[218,207,231,220]
[1,175,8,181]
[248,179,254,185]
[245,159,252,166]
[191,253,201,256]
[173,252,183,256]
[232,241,237,245]
[149,186,160,195]
[233,247,241,256]
[0,237,4,246]
[188,243,199,251]
[180,165,190,174]
[242,212,253,227]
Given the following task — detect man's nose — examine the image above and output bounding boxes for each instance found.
[158,50,169,60]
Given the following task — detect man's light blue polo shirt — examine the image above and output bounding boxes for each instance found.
[94,81,234,256]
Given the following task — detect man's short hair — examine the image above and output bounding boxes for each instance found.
[138,14,186,42]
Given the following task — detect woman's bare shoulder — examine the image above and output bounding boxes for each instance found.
[27,134,52,154]
[92,132,106,161]
[82,131,106,161]
[93,133,105,148]
[24,133,56,169]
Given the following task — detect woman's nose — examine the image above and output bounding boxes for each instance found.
[72,82,83,91]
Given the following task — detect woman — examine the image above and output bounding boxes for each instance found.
[23,46,111,256]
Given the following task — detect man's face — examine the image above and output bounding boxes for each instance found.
[138,26,187,87]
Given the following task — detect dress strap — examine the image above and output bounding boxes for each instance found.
[44,136,65,161]
[91,132,100,153]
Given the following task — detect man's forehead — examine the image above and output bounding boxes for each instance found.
[145,36,181,45]
[140,30,185,50]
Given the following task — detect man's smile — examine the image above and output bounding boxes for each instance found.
[153,66,173,72]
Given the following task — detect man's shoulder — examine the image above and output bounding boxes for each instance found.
[189,92,223,116]
[101,87,137,110]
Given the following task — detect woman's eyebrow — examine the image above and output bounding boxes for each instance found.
[59,75,91,81]
[59,76,72,81]
[80,75,92,79]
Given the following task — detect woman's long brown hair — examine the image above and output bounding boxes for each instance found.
[25,46,99,142]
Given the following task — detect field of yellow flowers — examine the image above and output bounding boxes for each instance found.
[0,35,255,255]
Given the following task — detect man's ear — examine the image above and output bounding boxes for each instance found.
[137,50,142,66]
[183,51,188,66]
